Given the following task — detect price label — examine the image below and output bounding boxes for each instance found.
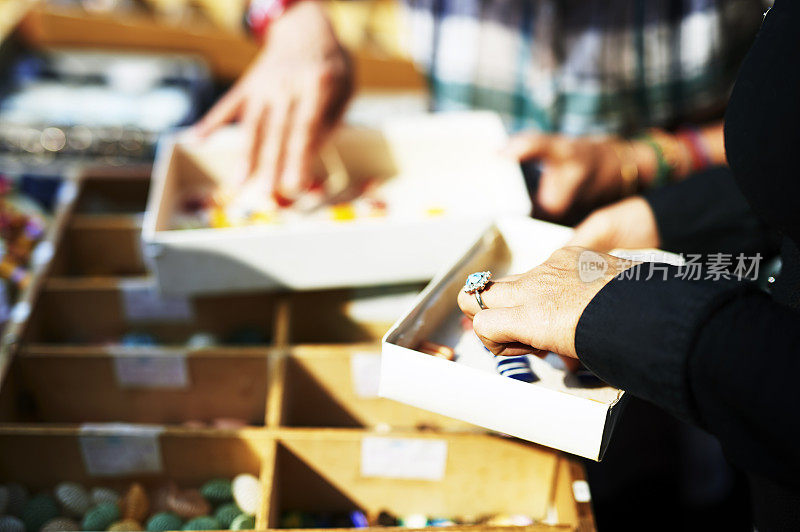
[79,424,164,476]
[350,352,381,398]
[361,437,447,481]
[119,278,193,323]
[111,347,189,389]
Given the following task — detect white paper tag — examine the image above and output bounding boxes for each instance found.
[361,437,447,481]
[111,347,190,389]
[572,480,592,503]
[350,352,381,398]
[79,424,164,476]
[119,278,193,323]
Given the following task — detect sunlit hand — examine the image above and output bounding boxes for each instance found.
[194,1,353,201]
[568,196,660,252]
[503,133,649,220]
[457,247,635,358]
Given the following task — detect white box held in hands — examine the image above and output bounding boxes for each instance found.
[143,112,531,294]
[380,217,681,461]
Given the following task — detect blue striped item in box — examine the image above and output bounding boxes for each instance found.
[495,355,538,383]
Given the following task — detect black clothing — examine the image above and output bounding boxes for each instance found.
[575,1,800,529]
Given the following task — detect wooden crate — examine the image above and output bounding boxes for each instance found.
[0,427,595,531]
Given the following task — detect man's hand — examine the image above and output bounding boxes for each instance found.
[569,196,660,252]
[194,1,353,201]
[457,247,634,358]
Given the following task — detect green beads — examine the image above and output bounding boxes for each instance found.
[146,512,183,532]
[0,516,25,532]
[182,516,220,530]
[81,502,120,531]
[213,503,241,529]
[230,514,255,530]
[199,479,232,506]
[22,493,60,532]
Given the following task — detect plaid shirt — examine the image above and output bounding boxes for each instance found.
[402,0,766,135]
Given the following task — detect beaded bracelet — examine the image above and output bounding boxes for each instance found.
[638,133,671,187]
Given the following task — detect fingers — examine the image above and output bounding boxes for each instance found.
[457,279,522,318]
[501,132,551,162]
[536,164,584,219]
[251,95,294,198]
[194,84,245,138]
[242,100,269,183]
[472,307,547,356]
[279,78,329,198]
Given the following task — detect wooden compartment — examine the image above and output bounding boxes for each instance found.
[49,213,146,276]
[23,277,280,345]
[0,426,273,529]
[285,285,422,344]
[76,171,151,215]
[0,345,275,426]
[277,344,476,431]
[265,429,594,531]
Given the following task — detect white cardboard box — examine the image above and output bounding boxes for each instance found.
[142,112,531,294]
[380,217,681,461]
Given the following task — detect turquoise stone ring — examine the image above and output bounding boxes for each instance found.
[463,271,492,309]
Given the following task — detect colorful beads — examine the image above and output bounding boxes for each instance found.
[181,516,220,531]
[54,482,90,518]
[199,480,232,507]
[145,512,183,532]
[90,488,120,507]
[166,489,209,520]
[22,494,60,532]
[107,519,144,531]
[0,516,25,532]
[213,503,241,529]
[81,502,121,531]
[41,517,80,531]
[231,475,260,516]
[229,514,255,530]
[120,483,149,523]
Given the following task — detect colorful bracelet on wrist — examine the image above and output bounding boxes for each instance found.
[676,128,712,172]
[638,133,672,187]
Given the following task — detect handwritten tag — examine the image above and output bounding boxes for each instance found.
[350,352,381,398]
[119,278,193,323]
[79,424,164,476]
[361,437,447,481]
[111,347,189,389]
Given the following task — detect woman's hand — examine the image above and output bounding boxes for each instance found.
[457,247,635,358]
[194,1,353,201]
[502,133,657,220]
[568,196,660,252]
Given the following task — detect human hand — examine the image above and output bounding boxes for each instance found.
[568,196,660,252]
[503,133,654,220]
[194,1,353,202]
[457,247,635,358]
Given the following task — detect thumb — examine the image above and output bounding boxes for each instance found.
[501,132,552,162]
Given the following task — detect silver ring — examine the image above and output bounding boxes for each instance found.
[475,291,487,310]
[463,271,492,310]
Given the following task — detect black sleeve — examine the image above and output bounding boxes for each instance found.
[645,166,779,257]
[576,264,800,488]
